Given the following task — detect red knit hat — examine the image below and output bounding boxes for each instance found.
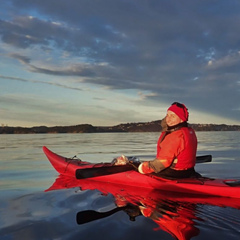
[167,102,189,122]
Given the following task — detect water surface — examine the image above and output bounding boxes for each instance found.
[0,132,240,240]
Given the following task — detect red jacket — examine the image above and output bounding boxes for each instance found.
[139,127,197,174]
[156,127,197,170]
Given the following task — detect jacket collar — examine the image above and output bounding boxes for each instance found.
[167,121,188,132]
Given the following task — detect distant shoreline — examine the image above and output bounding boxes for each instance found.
[1,120,240,134]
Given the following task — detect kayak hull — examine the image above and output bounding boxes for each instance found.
[43,146,240,198]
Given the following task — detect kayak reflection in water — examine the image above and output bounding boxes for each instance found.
[76,189,200,240]
[114,102,201,180]
[46,175,240,240]
[133,198,200,240]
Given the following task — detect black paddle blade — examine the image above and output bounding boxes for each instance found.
[76,164,135,179]
[76,210,102,224]
[196,155,212,163]
[76,207,125,224]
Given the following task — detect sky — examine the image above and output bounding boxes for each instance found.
[0,0,240,127]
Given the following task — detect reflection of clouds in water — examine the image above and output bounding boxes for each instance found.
[0,190,96,238]
[0,189,160,240]
[196,205,240,239]
[195,132,240,178]
[196,132,240,160]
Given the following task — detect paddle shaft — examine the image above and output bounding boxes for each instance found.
[76,155,212,179]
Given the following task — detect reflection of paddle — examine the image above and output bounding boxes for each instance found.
[76,205,142,224]
[76,207,126,224]
[76,155,212,179]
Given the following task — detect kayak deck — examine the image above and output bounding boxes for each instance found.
[43,146,240,198]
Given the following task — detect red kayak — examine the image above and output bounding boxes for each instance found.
[43,146,240,198]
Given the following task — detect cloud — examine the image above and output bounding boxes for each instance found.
[207,52,240,74]
[9,53,31,64]
[0,0,240,124]
[0,93,83,126]
[0,74,84,91]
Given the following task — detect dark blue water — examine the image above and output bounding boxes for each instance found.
[0,132,240,240]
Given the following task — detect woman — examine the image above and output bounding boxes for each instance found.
[138,102,198,179]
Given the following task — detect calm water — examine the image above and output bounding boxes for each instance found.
[0,132,240,240]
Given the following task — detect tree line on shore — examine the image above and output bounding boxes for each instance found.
[1,120,240,134]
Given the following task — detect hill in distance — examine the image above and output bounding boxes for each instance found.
[1,120,240,134]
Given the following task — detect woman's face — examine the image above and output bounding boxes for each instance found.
[166,110,182,126]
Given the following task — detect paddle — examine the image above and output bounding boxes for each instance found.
[76,207,127,224]
[76,164,136,179]
[76,155,212,179]
[76,205,141,224]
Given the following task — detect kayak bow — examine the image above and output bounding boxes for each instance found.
[43,146,240,198]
